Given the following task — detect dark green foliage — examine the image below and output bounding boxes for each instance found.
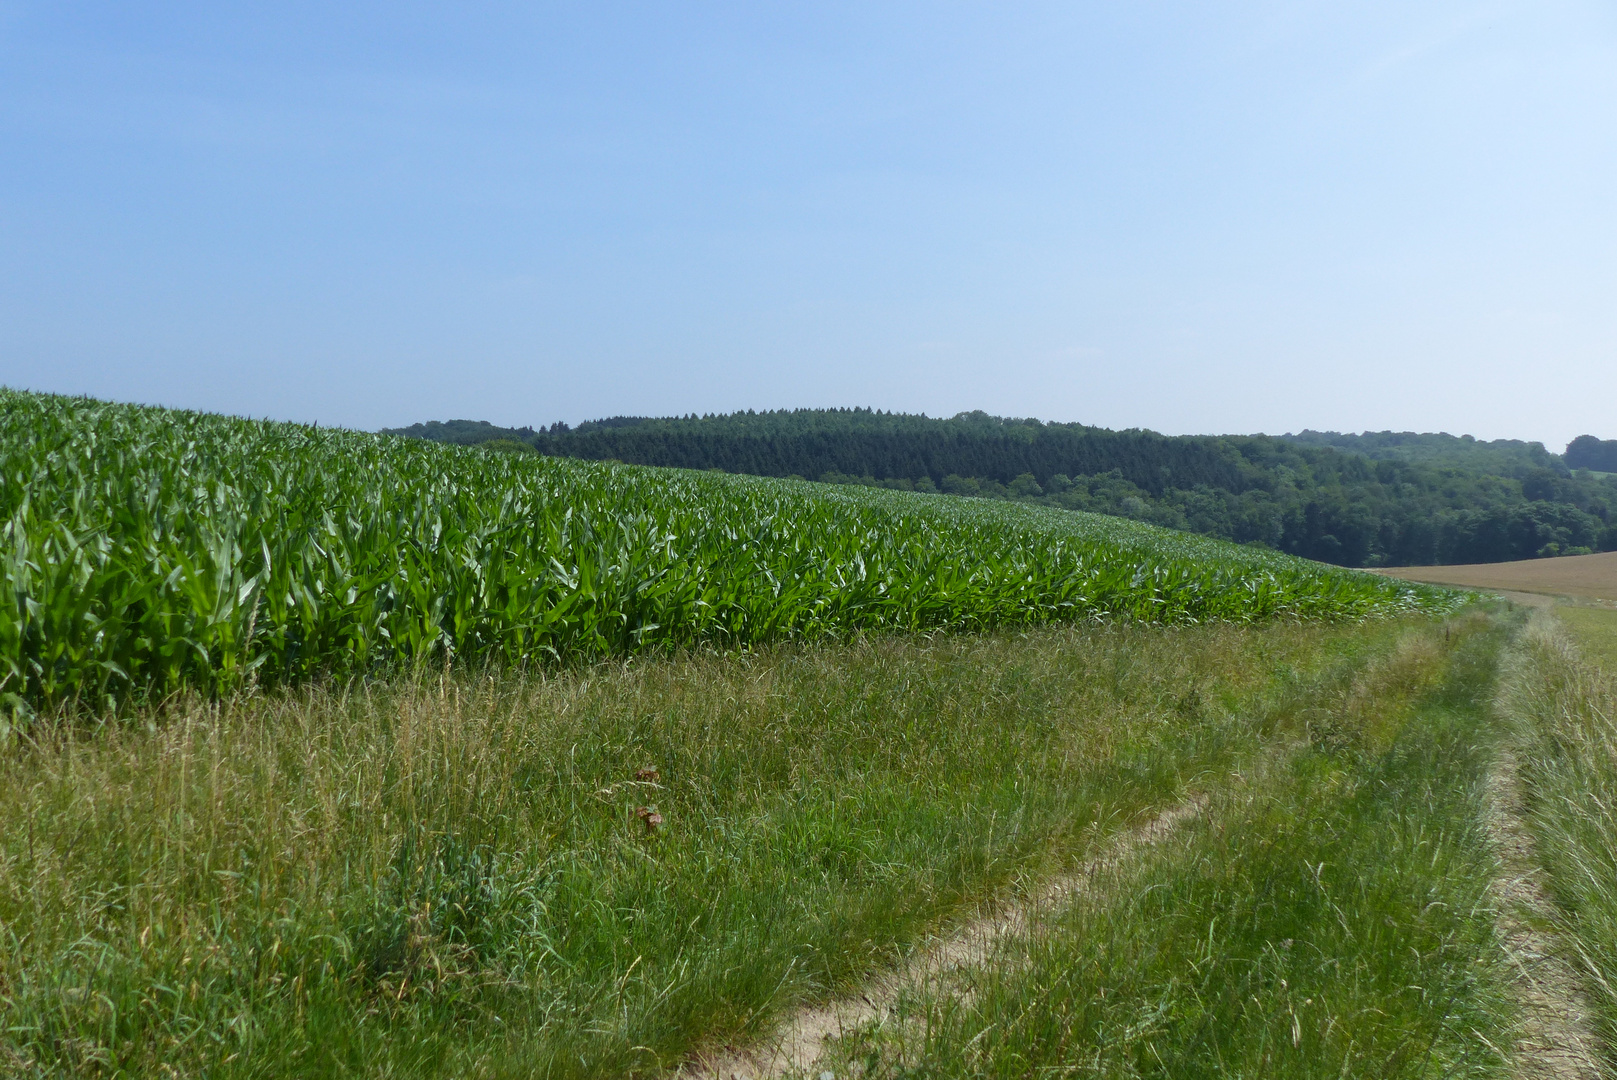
[1567,434,1617,472]
[388,408,1617,567]
[383,418,540,444]
[1281,429,1567,474]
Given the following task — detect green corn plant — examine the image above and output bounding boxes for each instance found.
[0,389,1461,715]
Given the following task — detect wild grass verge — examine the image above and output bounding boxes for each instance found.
[824,611,1517,1078]
[1,619,1410,1078]
[1501,610,1617,1073]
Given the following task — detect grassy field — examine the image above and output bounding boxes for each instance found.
[0,390,1450,717]
[0,618,1413,1077]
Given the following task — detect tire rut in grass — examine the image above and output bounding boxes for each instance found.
[1484,746,1606,1080]
[680,794,1207,1080]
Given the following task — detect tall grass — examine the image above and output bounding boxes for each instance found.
[1501,611,1617,1069]
[0,619,1404,1078]
[0,390,1456,715]
[824,613,1517,1078]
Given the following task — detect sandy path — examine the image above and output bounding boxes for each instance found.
[680,795,1206,1080]
[1483,747,1606,1080]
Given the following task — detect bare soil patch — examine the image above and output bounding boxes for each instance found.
[681,797,1206,1080]
[1483,747,1605,1080]
[1376,551,1617,604]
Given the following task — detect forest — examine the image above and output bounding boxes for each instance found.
[384,409,1617,567]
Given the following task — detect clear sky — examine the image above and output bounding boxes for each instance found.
[3,2,1614,448]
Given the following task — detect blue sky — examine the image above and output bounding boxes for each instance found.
[3,2,1614,448]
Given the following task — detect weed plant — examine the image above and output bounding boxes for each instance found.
[829,613,1517,1078]
[0,619,1399,1077]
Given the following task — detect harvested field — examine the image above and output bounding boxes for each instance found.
[1376,550,1617,603]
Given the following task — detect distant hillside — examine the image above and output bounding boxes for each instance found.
[382,409,1617,568]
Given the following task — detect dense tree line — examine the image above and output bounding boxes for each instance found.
[1277,429,1566,474]
[382,410,1617,567]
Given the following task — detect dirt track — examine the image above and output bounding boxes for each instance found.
[681,796,1206,1080]
[1484,746,1605,1079]
[1375,550,1617,603]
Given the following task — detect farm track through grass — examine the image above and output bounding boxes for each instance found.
[0,390,1454,717]
[1480,744,1603,1079]
[0,618,1413,1078]
[686,793,1211,1080]
[818,611,1522,1079]
[1501,611,1617,1077]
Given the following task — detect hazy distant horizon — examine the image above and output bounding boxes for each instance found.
[20,386,1590,453]
[1,380,1606,452]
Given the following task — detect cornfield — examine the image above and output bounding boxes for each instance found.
[0,390,1456,713]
